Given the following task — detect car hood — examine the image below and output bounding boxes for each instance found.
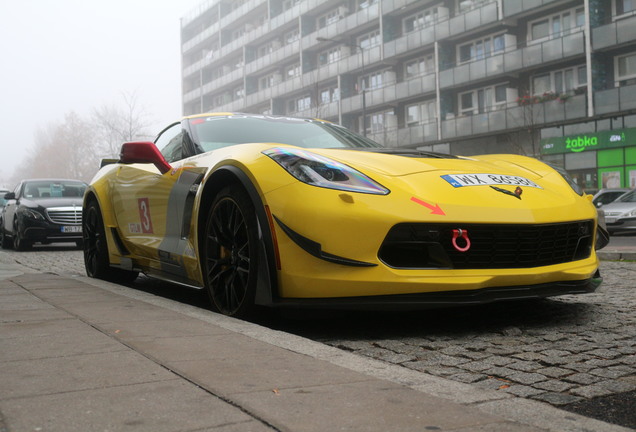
[21,197,84,208]
[313,148,546,179]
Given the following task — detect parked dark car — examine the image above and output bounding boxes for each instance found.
[0,179,87,250]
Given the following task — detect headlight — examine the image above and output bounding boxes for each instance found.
[21,208,45,220]
[546,163,583,195]
[264,148,389,195]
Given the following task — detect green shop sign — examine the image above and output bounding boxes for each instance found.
[541,128,635,155]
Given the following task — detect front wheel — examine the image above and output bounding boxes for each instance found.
[0,221,12,249]
[203,185,259,318]
[83,199,138,283]
[13,219,31,251]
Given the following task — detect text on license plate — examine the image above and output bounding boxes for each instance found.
[441,173,542,189]
[61,226,82,233]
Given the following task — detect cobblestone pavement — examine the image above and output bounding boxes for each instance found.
[2,246,636,426]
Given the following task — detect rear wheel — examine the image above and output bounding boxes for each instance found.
[83,199,138,283]
[203,185,259,318]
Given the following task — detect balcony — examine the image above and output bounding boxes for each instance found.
[446,2,500,37]
[395,73,437,99]
[501,0,562,18]
[593,13,636,50]
[182,22,221,54]
[441,94,586,139]
[397,122,439,146]
[594,84,636,115]
[440,31,585,88]
[245,41,301,75]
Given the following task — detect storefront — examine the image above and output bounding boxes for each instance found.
[540,127,636,193]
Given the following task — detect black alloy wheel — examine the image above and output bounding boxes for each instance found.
[83,199,138,283]
[204,185,259,318]
[13,219,31,251]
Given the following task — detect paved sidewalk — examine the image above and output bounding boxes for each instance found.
[0,260,632,432]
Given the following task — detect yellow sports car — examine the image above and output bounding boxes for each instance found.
[83,113,605,317]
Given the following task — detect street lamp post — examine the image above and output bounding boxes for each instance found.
[316,37,367,136]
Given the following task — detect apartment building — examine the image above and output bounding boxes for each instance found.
[180,0,636,192]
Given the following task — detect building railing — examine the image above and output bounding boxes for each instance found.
[439,30,585,88]
[592,13,636,50]
[594,84,636,116]
[501,0,562,18]
[442,94,586,139]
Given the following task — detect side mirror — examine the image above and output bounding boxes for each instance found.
[4,192,15,200]
[119,142,172,174]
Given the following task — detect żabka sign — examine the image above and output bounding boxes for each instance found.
[566,135,598,152]
[541,128,632,155]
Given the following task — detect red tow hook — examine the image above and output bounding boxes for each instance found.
[452,229,471,252]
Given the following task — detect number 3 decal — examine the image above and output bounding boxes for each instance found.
[138,198,154,234]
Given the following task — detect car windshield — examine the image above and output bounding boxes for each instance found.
[188,115,382,152]
[23,181,86,199]
[616,190,636,203]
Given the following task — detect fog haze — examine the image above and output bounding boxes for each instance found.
[0,0,201,186]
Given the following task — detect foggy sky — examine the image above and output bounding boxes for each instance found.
[0,0,201,186]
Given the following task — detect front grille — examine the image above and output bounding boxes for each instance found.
[47,206,82,224]
[379,221,594,269]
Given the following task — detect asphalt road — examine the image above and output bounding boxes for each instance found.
[1,242,635,430]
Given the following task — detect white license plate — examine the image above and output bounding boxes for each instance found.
[442,173,542,189]
[61,226,82,233]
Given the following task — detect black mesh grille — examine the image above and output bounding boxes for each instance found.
[379,221,594,269]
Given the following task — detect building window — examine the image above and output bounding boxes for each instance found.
[614,0,636,16]
[284,28,300,45]
[403,5,446,33]
[458,33,506,63]
[259,74,276,90]
[528,7,585,42]
[319,47,341,65]
[404,54,435,79]
[357,29,381,50]
[532,65,587,94]
[616,52,636,85]
[258,41,275,58]
[361,109,395,134]
[406,100,437,126]
[285,63,301,79]
[317,6,346,29]
[233,86,244,100]
[359,70,389,91]
[459,84,509,115]
[231,27,245,41]
[287,95,311,113]
[320,86,340,104]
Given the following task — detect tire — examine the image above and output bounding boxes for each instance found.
[0,221,12,249]
[13,219,31,251]
[83,199,138,283]
[203,185,259,318]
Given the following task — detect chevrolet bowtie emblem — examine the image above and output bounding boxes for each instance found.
[490,185,523,200]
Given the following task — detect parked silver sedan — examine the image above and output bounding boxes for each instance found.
[602,189,636,234]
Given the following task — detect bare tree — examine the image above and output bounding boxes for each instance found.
[10,112,100,183]
[93,90,152,158]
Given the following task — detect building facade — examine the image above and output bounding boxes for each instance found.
[180,0,636,192]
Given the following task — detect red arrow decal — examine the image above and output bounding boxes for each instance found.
[410,196,446,215]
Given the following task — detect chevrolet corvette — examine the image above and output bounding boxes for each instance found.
[83,113,605,317]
